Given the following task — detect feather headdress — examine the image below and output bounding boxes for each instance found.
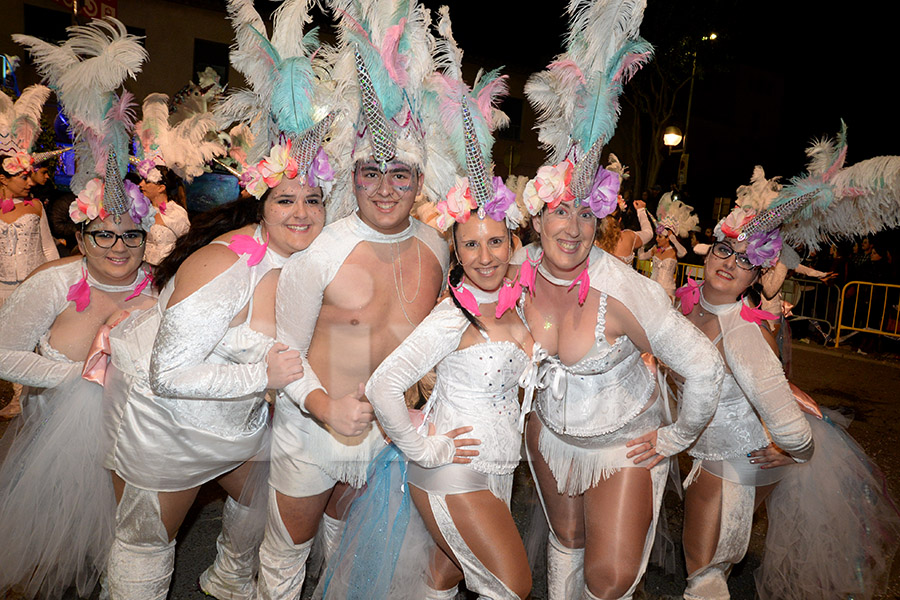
[770,123,900,248]
[656,192,698,238]
[217,0,339,206]
[421,6,519,232]
[322,0,435,217]
[0,85,51,175]
[523,0,651,217]
[14,18,155,229]
[134,92,225,183]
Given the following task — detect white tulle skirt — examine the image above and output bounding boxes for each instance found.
[757,409,900,600]
[0,371,115,599]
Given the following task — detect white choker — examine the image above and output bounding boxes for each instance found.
[698,287,740,316]
[462,282,500,305]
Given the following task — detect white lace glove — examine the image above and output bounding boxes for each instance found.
[0,264,81,387]
[723,311,814,462]
[150,259,268,399]
[366,300,465,467]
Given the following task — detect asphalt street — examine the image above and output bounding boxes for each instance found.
[3,342,900,599]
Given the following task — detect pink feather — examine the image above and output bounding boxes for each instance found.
[381,19,408,86]
[475,75,508,127]
[614,51,652,83]
[67,268,92,312]
[549,60,586,85]
[823,145,849,181]
[106,91,137,130]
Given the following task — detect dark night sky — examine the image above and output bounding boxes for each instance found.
[404,1,897,208]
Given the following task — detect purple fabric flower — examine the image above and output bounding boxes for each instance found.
[137,159,161,182]
[307,147,335,187]
[484,176,516,222]
[124,180,154,229]
[587,167,620,219]
[745,228,782,267]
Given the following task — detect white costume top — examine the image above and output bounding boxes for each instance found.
[515,244,723,458]
[143,202,190,266]
[685,292,814,463]
[366,298,528,476]
[106,232,282,490]
[273,213,449,487]
[0,200,59,301]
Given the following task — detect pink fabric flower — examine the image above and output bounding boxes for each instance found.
[258,141,298,189]
[568,261,590,306]
[675,277,702,315]
[1,152,33,176]
[228,233,268,266]
[449,276,481,316]
[522,160,575,214]
[496,276,522,318]
[67,267,91,312]
[740,301,778,325]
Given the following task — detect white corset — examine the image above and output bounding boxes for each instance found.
[683,373,770,459]
[0,213,45,282]
[651,255,677,294]
[535,293,655,437]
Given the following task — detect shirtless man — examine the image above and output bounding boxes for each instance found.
[258,156,449,598]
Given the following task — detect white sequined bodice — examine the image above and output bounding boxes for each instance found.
[426,340,529,475]
[535,293,656,437]
[0,213,45,282]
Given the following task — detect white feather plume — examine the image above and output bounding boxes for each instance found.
[0,85,51,155]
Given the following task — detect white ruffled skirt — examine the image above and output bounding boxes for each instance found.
[0,370,115,599]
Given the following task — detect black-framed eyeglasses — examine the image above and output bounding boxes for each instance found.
[711,241,757,271]
[84,230,147,249]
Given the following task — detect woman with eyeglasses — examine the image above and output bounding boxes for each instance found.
[0,170,158,598]
[672,188,899,599]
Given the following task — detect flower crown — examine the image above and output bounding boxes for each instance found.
[522,159,621,219]
[69,177,157,231]
[2,152,34,176]
[242,137,335,200]
[714,206,782,268]
[433,175,522,232]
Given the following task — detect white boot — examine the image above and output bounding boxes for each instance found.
[106,484,174,600]
[257,488,313,600]
[546,533,584,600]
[200,497,260,600]
[320,513,344,568]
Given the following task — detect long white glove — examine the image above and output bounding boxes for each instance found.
[0,264,80,387]
[722,309,814,461]
[365,300,465,467]
[150,258,268,399]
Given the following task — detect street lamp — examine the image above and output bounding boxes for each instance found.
[663,126,683,149]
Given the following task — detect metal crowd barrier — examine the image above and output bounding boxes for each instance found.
[633,261,705,286]
[781,277,841,344]
[833,281,900,348]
